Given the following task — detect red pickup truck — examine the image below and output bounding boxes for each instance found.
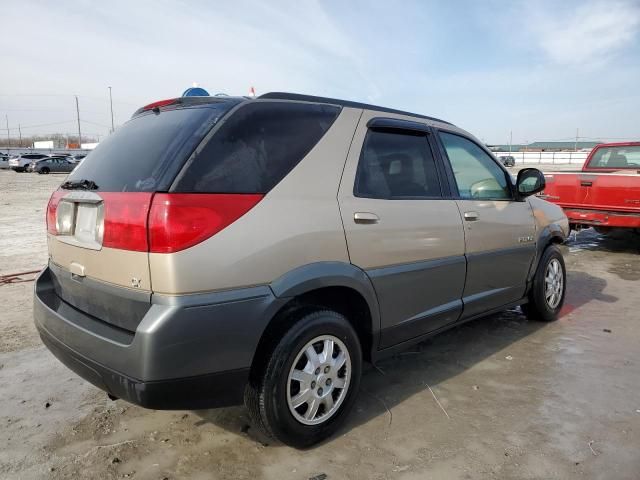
[541,142,640,234]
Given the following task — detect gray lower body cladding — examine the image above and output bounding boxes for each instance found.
[368,256,466,348]
[34,265,286,409]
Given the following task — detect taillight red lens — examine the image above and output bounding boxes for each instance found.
[46,190,65,235]
[100,193,153,252]
[148,193,263,253]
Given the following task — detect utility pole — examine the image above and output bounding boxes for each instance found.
[5,115,9,150]
[509,130,513,154]
[108,86,115,133]
[18,124,22,146]
[575,128,579,152]
[75,95,82,148]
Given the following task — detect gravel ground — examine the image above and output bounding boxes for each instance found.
[1,168,639,480]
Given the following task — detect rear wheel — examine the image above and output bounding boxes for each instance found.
[245,309,362,448]
[522,244,566,322]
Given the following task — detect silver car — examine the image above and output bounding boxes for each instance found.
[29,156,76,174]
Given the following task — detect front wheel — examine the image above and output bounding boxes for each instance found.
[245,309,362,448]
[522,244,566,322]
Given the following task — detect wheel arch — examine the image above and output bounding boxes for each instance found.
[528,223,566,283]
[249,262,381,383]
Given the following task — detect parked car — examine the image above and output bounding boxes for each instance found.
[541,141,640,234]
[499,155,516,167]
[34,93,569,448]
[0,153,10,169]
[8,153,49,172]
[28,156,76,174]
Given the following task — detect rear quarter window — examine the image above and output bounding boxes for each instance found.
[66,102,234,192]
[173,101,341,193]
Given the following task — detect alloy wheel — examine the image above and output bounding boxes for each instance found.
[286,335,351,426]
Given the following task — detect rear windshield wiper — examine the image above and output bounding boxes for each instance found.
[61,179,99,190]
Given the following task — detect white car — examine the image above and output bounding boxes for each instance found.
[8,153,49,172]
[0,153,10,169]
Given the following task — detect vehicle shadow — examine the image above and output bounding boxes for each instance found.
[567,228,640,255]
[193,271,613,447]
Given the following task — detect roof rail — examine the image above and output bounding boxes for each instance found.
[258,92,453,125]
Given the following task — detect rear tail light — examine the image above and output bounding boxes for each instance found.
[100,193,154,252]
[148,194,263,253]
[46,191,261,253]
[46,190,65,235]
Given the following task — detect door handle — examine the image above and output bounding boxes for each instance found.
[463,211,479,221]
[354,212,379,224]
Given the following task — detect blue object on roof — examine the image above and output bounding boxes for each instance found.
[182,87,210,97]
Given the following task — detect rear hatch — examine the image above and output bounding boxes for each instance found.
[46,98,239,332]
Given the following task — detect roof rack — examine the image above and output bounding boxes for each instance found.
[258,92,453,125]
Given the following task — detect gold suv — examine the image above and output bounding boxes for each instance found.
[34,92,569,447]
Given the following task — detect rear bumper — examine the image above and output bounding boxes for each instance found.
[564,208,640,229]
[39,328,249,409]
[34,265,285,409]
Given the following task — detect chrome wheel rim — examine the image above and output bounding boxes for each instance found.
[286,335,351,426]
[545,258,564,309]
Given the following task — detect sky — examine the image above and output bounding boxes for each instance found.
[1,0,639,144]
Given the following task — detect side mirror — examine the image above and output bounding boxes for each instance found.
[516,168,545,198]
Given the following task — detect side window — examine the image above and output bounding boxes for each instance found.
[440,132,511,200]
[354,129,442,199]
[174,102,340,193]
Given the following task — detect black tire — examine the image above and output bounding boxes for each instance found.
[245,309,362,448]
[522,244,566,322]
[41,167,50,174]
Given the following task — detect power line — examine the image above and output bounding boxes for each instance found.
[4,120,76,131]
[81,119,112,128]
[0,93,139,107]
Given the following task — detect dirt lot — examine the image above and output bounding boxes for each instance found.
[1,168,639,480]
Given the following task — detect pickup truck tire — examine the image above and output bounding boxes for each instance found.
[522,244,566,322]
[245,309,362,448]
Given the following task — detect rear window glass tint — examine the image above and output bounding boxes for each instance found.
[66,103,234,192]
[173,102,341,193]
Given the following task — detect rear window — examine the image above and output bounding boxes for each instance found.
[66,102,235,192]
[588,145,640,168]
[173,101,341,193]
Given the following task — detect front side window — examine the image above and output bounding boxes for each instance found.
[440,132,511,200]
[354,129,442,199]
